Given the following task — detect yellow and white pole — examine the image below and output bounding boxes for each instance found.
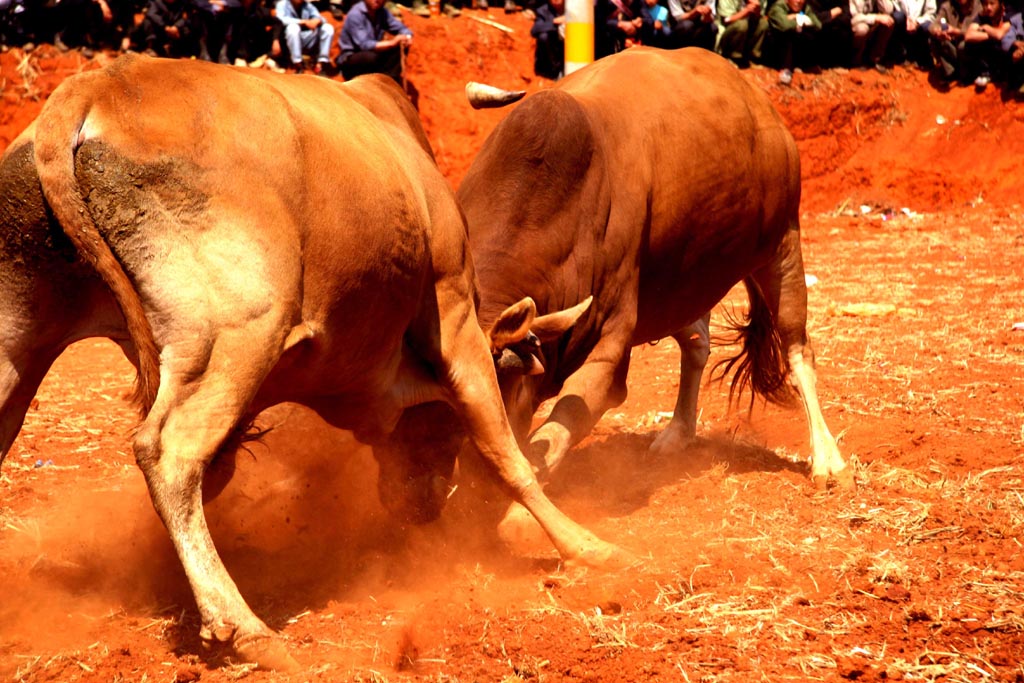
[564,0,594,76]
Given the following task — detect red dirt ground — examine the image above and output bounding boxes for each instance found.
[2,11,1024,683]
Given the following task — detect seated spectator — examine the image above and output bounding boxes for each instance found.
[193,0,240,63]
[666,0,717,49]
[132,0,200,57]
[894,0,937,66]
[808,0,852,65]
[929,0,979,83]
[850,0,896,70]
[337,0,413,84]
[53,0,134,54]
[768,0,822,83]
[964,0,1011,86]
[717,0,769,66]
[601,0,645,51]
[276,0,334,73]
[228,0,284,67]
[1006,9,1024,91]
[530,0,565,79]
[0,0,30,48]
[640,0,674,46]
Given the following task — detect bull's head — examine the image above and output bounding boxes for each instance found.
[484,296,593,442]
[486,296,593,377]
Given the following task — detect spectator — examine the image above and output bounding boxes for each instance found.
[640,0,674,46]
[964,0,1011,86]
[666,0,717,49]
[228,0,283,66]
[768,0,822,83]
[929,0,979,83]
[530,0,565,79]
[0,0,31,48]
[53,0,132,54]
[193,0,240,62]
[894,0,937,66]
[808,0,852,65]
[1006,9,1024,91]
[602,0,645,52]
[132,0,199,56]
[850,0,896,70]
[717,0,769,66]
[337,0,413,84]
[276,0,334,73]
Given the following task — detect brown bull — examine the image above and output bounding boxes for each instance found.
[0,54,622,670]
[459,47,851,501]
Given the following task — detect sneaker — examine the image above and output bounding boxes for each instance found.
[779,68,793,85]
[443,3,461,16]
[874,63,889,75]
[475,0,488,8]
[411,0,431,15]
[974,73,990,89]
[504,0,517,11]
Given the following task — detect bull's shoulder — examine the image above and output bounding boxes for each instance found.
[339,75,435,160]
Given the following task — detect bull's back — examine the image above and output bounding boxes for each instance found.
[42,56,452,396]
[565,49,801,341]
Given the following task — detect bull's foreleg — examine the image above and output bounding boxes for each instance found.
[754,227,852,490]
[133,331,298,671]
[528,340,632,477]
[441,306,630,568]
[649,314,711,458]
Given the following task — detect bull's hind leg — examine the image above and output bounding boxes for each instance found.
[649,314,711,458]
[752,227,852,490]
[133,321,298,670]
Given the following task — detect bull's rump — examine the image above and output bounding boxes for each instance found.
[41,56,443,397]
[463,48,801,343]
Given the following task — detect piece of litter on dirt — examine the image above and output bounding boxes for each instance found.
[834,303,897,317]
[33,459,54,468]
[1012,322,1024,331]
[859,204,873,214]
[936,114,947,125]
[805,274,819,287]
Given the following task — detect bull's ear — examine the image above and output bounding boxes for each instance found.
[529,296,593,343]
[487,297,537,353]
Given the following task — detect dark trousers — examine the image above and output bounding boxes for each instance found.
[770,25,821,70]
[533,30,564,79]
[340,48,404,84]
[670,18,717,50]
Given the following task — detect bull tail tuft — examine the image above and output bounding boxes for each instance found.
[710,277,797,411]
[33,74,160,414]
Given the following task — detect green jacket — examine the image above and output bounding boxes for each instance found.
[767,0,823,30]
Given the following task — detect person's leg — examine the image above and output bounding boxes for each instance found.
[866,20,893,66]
[533,31,562,78]
[718,19,750,62]
[851,22,869,66]
[283,22,303,67]
[315,21,334,66]
[746,16,768,62]
[340,48,402,82]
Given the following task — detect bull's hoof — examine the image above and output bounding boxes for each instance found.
[563,535,637,570]
[648,428,698,459]
[832,466,856,490]
[811,467,856,492]
[233,633,300,672]
[497,502,548,549]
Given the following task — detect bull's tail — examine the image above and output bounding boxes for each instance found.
[33,72,160,415]
[710,277,798,410]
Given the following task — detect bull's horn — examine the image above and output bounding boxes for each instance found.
[465,82,526,109]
